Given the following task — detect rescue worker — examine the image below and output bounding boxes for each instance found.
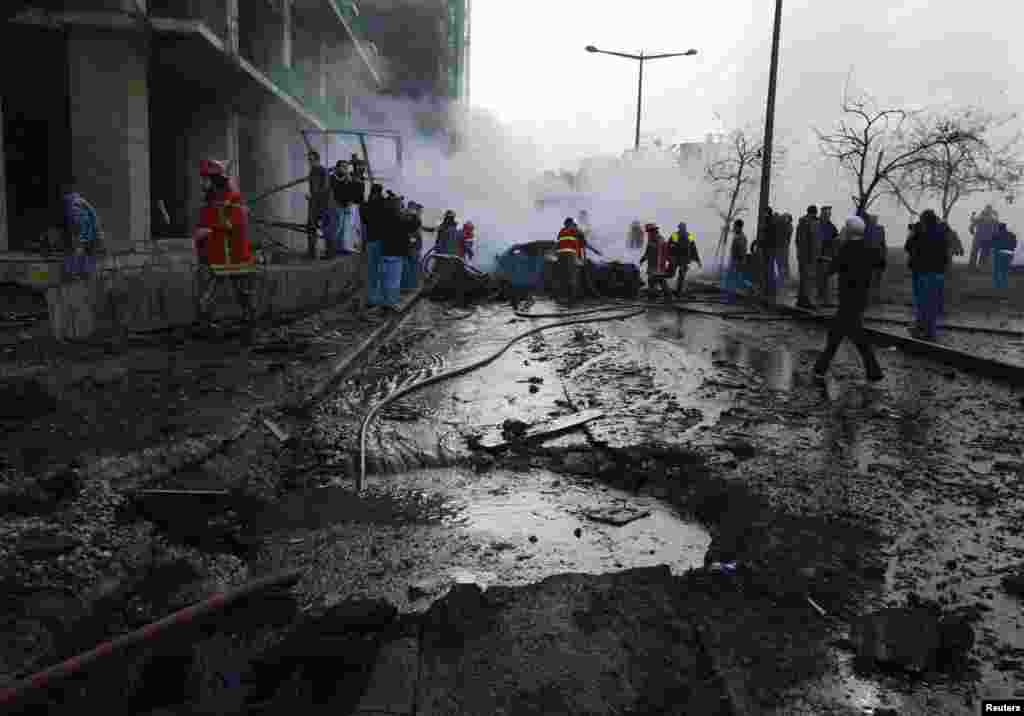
[905,209,949,340]
[556,217,584,304]
[795,205,819,309]
[813,216,885,382]
[639,223,671,301]
[669,222,702,298]
[816,206,839,306]
[436,210,460,256]
[461,220,476,262]
[193,159,255,321]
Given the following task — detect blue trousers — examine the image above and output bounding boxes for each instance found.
[994,252,1011,289]
[402,254,419,289]
[366,240,384,305]
[382,255,404,306]
[916,272,944,337]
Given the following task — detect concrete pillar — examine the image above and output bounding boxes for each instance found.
[0,100,7,252]
[67,27,151,253]
[226,0,239,55]
[228,109,240,183]
[282,0,293,69]
[318,39,328,104]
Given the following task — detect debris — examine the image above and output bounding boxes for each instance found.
[708,561,737,575]
[528,535,538,543]
[574,527,582,538]
[807,596,827,617]
[852,605,975,674]
[475,409,604,450]
[580,505,651,527]
[263,418,291,443]
[1001,569,1024,599]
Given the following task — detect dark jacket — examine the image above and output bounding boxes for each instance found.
[905,222,949,274]
[362,195,388,242]
[757,214,778,251]
[827,239,886,314]
[347,179,366,206]
[381,201,408,257]
[795,215,819,265]
[864,222,887,271]
[730,231,748,262]
[817,219,839,259]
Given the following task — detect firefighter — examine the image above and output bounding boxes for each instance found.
[669,222,702,298]
[639,223,671,301]
[556,217,584,304]
[461,220,476,262]
[194,159,255,321]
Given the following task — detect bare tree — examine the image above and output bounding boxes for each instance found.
[888,108,1024,222]
[817,90,943,214]
[705,127,767,269]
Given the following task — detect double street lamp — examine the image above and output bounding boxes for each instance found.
[585,44,698,152]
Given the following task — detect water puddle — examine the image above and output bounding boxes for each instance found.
[365,467,710,587]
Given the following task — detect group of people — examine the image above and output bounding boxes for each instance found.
[636,221,702,300]
[306,150,368,260]
[969,205,1018,288]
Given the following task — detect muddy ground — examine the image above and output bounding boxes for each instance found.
[2,271,1024,715]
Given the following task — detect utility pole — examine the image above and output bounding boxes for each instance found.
[755,0,783,260]
[635,52,645,152]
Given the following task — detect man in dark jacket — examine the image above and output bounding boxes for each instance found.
[813,216,885,382]
[362,184,387,310]
[380,196,408,311]
[905,209,949,340]
[816,206,839,305]
[794,205,819,309]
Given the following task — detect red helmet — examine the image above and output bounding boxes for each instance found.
[199,159,227,177]
[644,223,658,233]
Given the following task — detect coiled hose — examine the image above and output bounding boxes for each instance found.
[357,305,647,490]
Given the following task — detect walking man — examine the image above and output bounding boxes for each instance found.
[669,222,702,298]
[905,209,949,340]
[776,212,794,284]
[813,216,885,382]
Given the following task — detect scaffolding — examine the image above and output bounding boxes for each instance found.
[446,0,468,101]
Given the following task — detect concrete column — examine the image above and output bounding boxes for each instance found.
[228,109,240,184]
[226,0,239,55]
[318,38,328,104]
[67,27,151,253]
[0,100,7,252]
[282,0,293,69]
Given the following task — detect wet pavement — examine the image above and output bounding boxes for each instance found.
[292,293,1024,714]
[4,280,1024,713]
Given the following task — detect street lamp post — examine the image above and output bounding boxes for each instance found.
[585,45,698,152]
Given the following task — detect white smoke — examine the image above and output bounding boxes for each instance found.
[349,96,729,273]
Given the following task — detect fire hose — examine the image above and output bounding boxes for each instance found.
[0,570,302,710]
[357,305,647,491]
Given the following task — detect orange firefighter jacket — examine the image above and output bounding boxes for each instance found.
[557,227,583,258]
[196,189,253,268]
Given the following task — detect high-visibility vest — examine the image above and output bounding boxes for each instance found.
[669,231,696,263]
[557,227,582,257]
[197,190,253,268]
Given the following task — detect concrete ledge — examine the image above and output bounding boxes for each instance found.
[46,255,365,341]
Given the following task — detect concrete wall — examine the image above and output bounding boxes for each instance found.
[0,100,6,253]
[67,26,151,254]
[47,252,365,341]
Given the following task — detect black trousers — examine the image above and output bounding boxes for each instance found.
[814,310,883,378]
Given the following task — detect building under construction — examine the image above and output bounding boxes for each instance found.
[0,0,469,267]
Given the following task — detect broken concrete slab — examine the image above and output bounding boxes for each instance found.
[851,605,975,674]
[474,409,604,450]
[354,637,419,715]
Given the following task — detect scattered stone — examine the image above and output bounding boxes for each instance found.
[580,505,651,527]
[17,530,83,561]
[852,605,975,674]
[573,528,582,538]
[410,577,451,601]
[528,535,538,543]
